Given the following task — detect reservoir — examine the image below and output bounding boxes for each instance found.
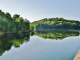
[0,31,80,60]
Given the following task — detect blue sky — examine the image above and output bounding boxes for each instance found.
[0,0,80,22]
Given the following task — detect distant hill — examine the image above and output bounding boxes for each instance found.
[30,18,80,31]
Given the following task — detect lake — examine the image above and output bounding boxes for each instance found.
[0,30,80,60]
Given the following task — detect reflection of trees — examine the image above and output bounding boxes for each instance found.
[33,31,79,40]
[30,32,34,36]
[0,32,30,56]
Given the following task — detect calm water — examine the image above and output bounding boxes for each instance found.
[0,31,80,60]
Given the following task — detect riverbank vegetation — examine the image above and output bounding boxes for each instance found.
[0,10,30,33]
[30,18,79,31]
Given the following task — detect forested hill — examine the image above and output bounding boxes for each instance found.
[30,18,80,31]
[0,10,30,32]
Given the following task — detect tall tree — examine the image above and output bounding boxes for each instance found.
[5,12,12,20]
[13,14,20,21]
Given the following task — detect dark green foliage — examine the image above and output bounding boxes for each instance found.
[33,31,79,40]
[30,32,34,36]
[31,18,79,31]
[5,12,12,20]
[13,14,20,21]
[0,10,30,32]
[0,32,30,56]
[79,22,80,29]
[30,24,34,30]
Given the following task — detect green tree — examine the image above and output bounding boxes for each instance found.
[30,25,34,30]
[13,14,20,21]
[5,12,12,20]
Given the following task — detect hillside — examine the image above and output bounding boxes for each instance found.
[30,18,80,31]
[0,10,30,32]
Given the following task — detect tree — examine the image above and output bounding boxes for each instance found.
[5,12,12,20]
[30,25,34,30]
[16,18,21,22]
[25,18,29,22]
[13,14,20,21]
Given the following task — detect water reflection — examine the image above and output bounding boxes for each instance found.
[0,32,30,56]
[0,30,79,57]
[31,30,79,40]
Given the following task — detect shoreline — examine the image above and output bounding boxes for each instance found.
[34,29,80,32]
[74,49,80,60]
[0,30,33,36]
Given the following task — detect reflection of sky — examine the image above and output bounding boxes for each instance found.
[0,35,80,60]
[0,0,80,22]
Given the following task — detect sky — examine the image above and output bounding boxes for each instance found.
[0,0,80,22]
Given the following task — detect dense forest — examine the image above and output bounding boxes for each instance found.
[30,18,80,31]
[0,32,30,56]
[0,9,80,32]
[0,10,30,33]
[30,31,79,40]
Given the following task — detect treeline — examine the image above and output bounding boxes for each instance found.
[31,31,79,40]
[30,18,79,31]
[0,32,30,56]
[0,10,30,32]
